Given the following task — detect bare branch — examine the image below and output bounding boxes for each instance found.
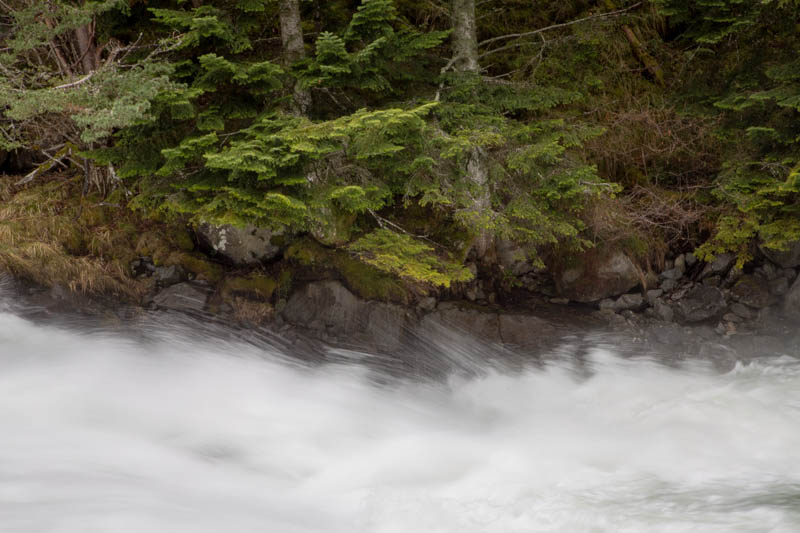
[478,2,642,58]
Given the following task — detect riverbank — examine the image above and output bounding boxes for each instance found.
[2,174,799,371]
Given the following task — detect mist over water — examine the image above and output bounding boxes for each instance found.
[2,288,800,532]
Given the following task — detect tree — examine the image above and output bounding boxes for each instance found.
[278,0,310,114]
[450,0,493,262]
[0,0,175,190]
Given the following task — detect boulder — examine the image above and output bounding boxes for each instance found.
[784,276,800,321]
[700,253,735,278]
[730,275,773,309]
[197,223,282,265]
[646,289,663,307]
[676,285,726,322]
[555,250,640,303]
[417,303,557,349]
[660,268,683,281]
[653,300,674,322]
[769,277,790,297]
[282,281,408,351]
[730,302,754,320]
[759,240,800,269]
[153,282,210,312]
[673,253,687,274]
[154,264,187,287]
[496,239,538,276]
[615,293,645,311]
[308,206,355,247]
[419,303,500,341]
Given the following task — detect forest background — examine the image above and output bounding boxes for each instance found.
[0,0,798,300]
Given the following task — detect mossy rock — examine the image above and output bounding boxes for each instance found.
[221,273,277,301]
[136,227,195,264]
[135,232,172,264]
[285,238,327,265]
[166,251,223,282]
[286,237,410,303]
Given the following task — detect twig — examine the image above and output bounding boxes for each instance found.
[478,2,642,58]
[434,54,461,102]
[366,208,449,251]
[53,71,95,89]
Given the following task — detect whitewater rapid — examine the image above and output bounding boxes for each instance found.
[1,299,800,532]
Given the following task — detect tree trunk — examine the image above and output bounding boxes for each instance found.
[451,0,480,73]
[73,21,98,75]
[279,0,310,114]
[451,0,493,260]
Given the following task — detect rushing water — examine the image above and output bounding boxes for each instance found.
[1,291,800,532]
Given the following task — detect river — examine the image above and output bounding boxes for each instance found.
[1,282,800,532]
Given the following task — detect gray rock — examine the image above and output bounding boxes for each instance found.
[555,250,640,303]
[722,312,742,323]
[282,281,408,352]
[674,254,687,274]
[723,267,743,287]
[769,277,790,297]
[730,275,773,309]
[417,296,437,311]
[755,262,780,281]
[154,265,187,287]
[660,268,683,280]
[784,276,800,321]
[646,289,663,307]
[496,239,538,276]
[599,298,617,310]
[759,240,800,269]
[701,275,721,288]
[153,282,210,312]
[701,253,736,278]
[660,279,677,291]
[593,308,628,327]
[308,206,355,247]
[615,293,644,311]
[647,323,684,345]
[685,252,697,267]
[421,303,500,342]
[654,300,674,322]
[197,223,282,265]
[730,302,754,320]
[676,285,726,322]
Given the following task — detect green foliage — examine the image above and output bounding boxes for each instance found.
[656,0,800,258]
[0,1,176,150]
[349,229,472,287]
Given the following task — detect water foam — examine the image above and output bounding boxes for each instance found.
[1,309,799,532]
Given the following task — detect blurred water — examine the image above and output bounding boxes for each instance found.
[1,287,799,532]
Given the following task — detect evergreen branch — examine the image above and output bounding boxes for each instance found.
[478,2,642,58]
[366,208,448,251]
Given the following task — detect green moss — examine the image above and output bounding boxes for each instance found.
[275,268,293,299]
[285,237,409,303]
[285,238,327,265]
[135,232,172,264]
[222,273,277,300]
[349,229,472,288]
[175,229,195,252]
[166,251,224,282]
[331,252,409,303]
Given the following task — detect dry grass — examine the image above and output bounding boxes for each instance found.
[0,174,142,299]
[585,185,710,270]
